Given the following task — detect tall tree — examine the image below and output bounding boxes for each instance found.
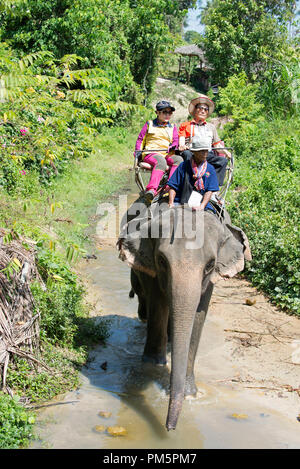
[201,0,297,85]
[1,0,196,99]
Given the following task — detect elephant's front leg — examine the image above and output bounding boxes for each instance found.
[185,281,214,396]
[142,278,169,365]
[131,269,147,321]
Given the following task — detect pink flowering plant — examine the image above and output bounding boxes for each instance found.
[0,41,139,194]
[0,45,115,193]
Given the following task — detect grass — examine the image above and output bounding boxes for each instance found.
[50,127,136,243]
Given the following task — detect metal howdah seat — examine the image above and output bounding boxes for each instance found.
[134,149,170,195]
[133,148,234,205]
[216,147,234,201]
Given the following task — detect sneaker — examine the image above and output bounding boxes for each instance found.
[144,189,155,203]
[211,192,224,206]
[210,191,219,202]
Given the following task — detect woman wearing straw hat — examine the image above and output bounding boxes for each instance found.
[178,94,231,187]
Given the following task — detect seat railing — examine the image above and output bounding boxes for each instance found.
[133,147,234,205]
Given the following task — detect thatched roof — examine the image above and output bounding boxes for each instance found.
[173,44,205,59]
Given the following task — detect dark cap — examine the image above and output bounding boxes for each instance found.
[156,100,175,112]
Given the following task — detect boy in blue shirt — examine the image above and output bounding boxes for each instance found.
[168,136,219,212]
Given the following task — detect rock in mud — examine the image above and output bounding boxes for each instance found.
[94,425,106,433]
[245,298,256,306]
[99,411,112,418]
[229,413,248,420]
[107,426,127,437]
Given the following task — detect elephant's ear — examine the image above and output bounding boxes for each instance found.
[211,222,252,282]
[117,219,156,278]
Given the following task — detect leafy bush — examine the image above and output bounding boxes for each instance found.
[0,392,35,449]
[5,346,83,403]
[0,42,144,195]
[31,247,85,346]
[258,52,300,116]
[219,74,300,315]
[228,156,300,315]
[218,72,264,130]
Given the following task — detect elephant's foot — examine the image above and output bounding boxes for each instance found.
[184,375,198,397]
[142,353,167,366]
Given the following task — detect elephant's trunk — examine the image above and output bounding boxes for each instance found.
[166,274,202,431]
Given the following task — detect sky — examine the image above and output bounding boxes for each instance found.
[184,1,207,33]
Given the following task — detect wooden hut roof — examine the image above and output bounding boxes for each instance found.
[173,44,205,59]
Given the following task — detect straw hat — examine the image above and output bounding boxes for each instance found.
[188,94,215,116]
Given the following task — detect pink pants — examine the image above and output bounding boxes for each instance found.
[143,153,183,192]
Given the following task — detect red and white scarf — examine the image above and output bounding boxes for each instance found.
[191,158,207,191]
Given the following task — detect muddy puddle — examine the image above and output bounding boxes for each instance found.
[30,186,300,450]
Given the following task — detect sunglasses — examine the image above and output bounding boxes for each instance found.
[159,110,173,114]
[195,105,209,111]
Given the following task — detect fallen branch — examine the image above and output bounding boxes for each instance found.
[54,218,73,224]
[224,328,294,341]
[243,385,282,391]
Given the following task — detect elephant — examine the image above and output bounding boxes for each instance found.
[117,199,251,431]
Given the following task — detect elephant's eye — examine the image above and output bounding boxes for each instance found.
[205,260,215,273]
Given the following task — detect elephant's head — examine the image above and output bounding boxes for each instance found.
[118,203,251,430]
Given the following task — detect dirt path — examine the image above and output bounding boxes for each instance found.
[206,277,300,422]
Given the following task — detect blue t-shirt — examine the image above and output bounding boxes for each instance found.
[168,160,219,211]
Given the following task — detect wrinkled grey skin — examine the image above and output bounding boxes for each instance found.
[118,200,251,431]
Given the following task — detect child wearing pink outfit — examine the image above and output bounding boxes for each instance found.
[134,101,182,201]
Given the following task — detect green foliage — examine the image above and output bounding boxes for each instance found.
[258,51,300,116]
[184,30,203,44]
[218,72,265,132]
[228,155,300,315]
[0,43,122,192]
[0,0,196,193]
[0,392,36,449]
[219,74,300,315]
[202,0,296,86]
[126,0,185,94]
[5,345,83,403]
[31,247,84,346]
[0,0,193,99]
